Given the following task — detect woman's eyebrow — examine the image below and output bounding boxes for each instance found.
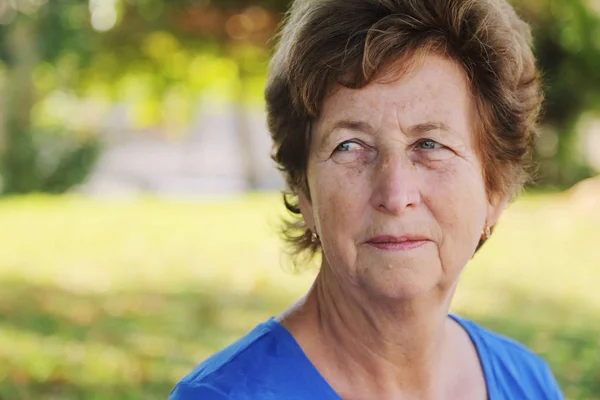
[326,120,454,136]
[407,121,455,136]
[318,119,377,147]
[328,119,377,135]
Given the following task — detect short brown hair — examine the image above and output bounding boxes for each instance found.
[265,0,543,260]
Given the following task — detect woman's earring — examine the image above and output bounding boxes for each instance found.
[311,230,320,244]
[481,224,492,241]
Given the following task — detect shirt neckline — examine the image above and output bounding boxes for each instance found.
[265,314,493,399]
[448,314,495,399]
[264,318,342,399]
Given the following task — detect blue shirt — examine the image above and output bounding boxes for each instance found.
[170,315,564,399]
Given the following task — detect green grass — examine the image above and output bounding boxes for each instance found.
[0,192,598,399]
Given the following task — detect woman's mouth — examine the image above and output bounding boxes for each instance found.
[365,235,430,251]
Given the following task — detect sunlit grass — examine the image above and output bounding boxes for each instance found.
[0,192,598,399]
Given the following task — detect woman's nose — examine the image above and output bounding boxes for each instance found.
[370,152,421,215]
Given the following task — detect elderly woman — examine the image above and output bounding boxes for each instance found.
[171,0,564,398]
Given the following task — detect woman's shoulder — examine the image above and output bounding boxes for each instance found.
[169,318,339,400]
[169,319,281,399]
[450,314,564,399]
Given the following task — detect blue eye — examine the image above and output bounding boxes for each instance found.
[417,139,442,150]
[335,141,362,152]
[331,140,375,164]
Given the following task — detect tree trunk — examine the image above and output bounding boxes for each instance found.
[1,15,40,194]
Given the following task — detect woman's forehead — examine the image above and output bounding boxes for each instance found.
[317,54,473,133]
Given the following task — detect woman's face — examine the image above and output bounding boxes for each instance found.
[299,54,506,300]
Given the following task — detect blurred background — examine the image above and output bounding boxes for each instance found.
[0,0,598,399]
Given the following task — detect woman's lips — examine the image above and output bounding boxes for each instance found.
[365,235,430,251]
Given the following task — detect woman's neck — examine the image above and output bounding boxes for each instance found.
[279,265,461,399]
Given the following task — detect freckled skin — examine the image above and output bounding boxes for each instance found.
[299,54,507,301]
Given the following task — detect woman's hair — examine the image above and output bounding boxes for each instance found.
[265,0,543,260]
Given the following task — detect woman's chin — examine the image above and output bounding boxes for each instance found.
[357,262,443,302]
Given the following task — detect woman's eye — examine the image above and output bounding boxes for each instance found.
[417,139,443,150]
[334,140,362,153]
[331,140,375,164]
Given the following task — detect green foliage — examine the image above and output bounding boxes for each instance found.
[38,136,102,194]
[514,0,600,186]
[0,133,101,195]
[0,192,598,399]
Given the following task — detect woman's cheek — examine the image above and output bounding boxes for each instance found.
[322,157,371,191]
[317,168,367,223]
[416,160,457,190]
[419,159,488,220]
